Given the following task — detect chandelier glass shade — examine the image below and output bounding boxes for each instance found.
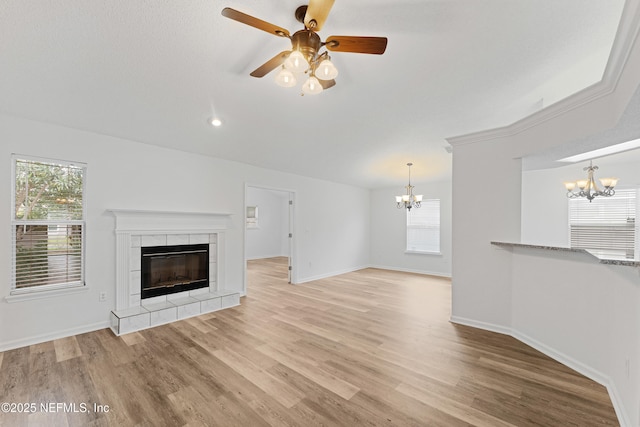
[564,160,618,202]
[396,163,423,210]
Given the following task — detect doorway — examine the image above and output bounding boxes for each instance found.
[244,185,295,293]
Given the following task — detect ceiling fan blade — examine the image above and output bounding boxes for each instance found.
[221,8,290,38]
[325,36,388,54]
[319,79,336,90]
[304,0,335,31]
[250,51,291,77]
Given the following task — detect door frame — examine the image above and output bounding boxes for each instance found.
[243,183,297,295]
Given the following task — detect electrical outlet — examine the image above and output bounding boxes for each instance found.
[99,292,107,302]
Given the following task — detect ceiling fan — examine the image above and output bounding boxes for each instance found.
[221,0,388,95]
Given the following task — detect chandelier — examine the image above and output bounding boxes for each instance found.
[564,160,618,202]
[396,163,423,210]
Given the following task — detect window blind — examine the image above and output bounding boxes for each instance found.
[407,199,440,253]
[568,188,636,255]
[12,157,86,290]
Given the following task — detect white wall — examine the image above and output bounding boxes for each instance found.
[449,3,640,424]
[522,157,640,246]
[452,117,640,427]
[370,180,452,277]
[451,143,522,327]
[245,187,289,260]
[0,113,370,351]
[509,247,640,427]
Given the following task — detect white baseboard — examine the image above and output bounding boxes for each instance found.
[369,264,451,278]
[296,265,369,284]
[0,320,111,352]
[449,316,632,427]
[297,264,450,285]
[246,254,288,261]
[449,315,512,335]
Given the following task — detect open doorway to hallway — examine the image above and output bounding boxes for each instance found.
[244,185,294,292]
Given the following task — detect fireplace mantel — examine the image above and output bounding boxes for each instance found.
[108,209,233,233]
[107,209,238,334]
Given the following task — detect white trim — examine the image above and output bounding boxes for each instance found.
[449,315,631,427]
[243,183,297,292]
[295,265,369,284]
[447,0,640,148]
[107,209,231,311]
[558,137,640,162]
[449,315,512,336]
[115,228,226,236]
[512,329,629,427]
[0,320,110,352]
[11,155,87,293]
[5,284,89,303]
[246,254,290,261]
[10,153,87,169]
[108,209,232,232]
[369,264,451,278]
[404,250,443,256]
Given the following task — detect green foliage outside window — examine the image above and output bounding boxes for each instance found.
[13,158,85,289]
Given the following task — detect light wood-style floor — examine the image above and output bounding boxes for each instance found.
[0,257,618,426]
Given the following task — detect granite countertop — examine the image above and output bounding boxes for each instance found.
[491,241,640,267]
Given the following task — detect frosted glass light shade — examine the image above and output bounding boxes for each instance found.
[564,182,576,191]
[274,68,297,87]
[600,177,618,187]
[395,196,402,203]
[316,59,338,80]
[302,76,323,95]
[576,179,588,189]
[414,195,423,202]
[284,51,309,73]
[401,195,410,202]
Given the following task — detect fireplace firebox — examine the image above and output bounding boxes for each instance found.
[141,244,209,299]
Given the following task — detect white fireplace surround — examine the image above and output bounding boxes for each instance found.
[108,209,233,311]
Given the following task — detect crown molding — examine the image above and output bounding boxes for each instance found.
[447,0,640,147]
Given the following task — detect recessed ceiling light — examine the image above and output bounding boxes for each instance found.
[558,138,640,163]
[210,118,222,127]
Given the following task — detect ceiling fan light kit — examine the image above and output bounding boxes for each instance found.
[221,0,387,95]
[274,67,297,87]
[301,75,323,95]
[284,50,309,73]
[316,58,338,80]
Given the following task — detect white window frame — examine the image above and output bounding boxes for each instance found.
[8,154,88,302]
[406,198,441,255]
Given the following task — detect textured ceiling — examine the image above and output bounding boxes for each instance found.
[0,0,626,188]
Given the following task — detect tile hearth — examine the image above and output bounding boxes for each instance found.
[108,209,239,335]
[110,289,240,335]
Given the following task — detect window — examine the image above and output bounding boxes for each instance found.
[11,155,86,293]
[406,199,440,254]
[568,188,637,257]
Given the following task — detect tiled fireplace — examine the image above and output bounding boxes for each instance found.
[108,209,239,335]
